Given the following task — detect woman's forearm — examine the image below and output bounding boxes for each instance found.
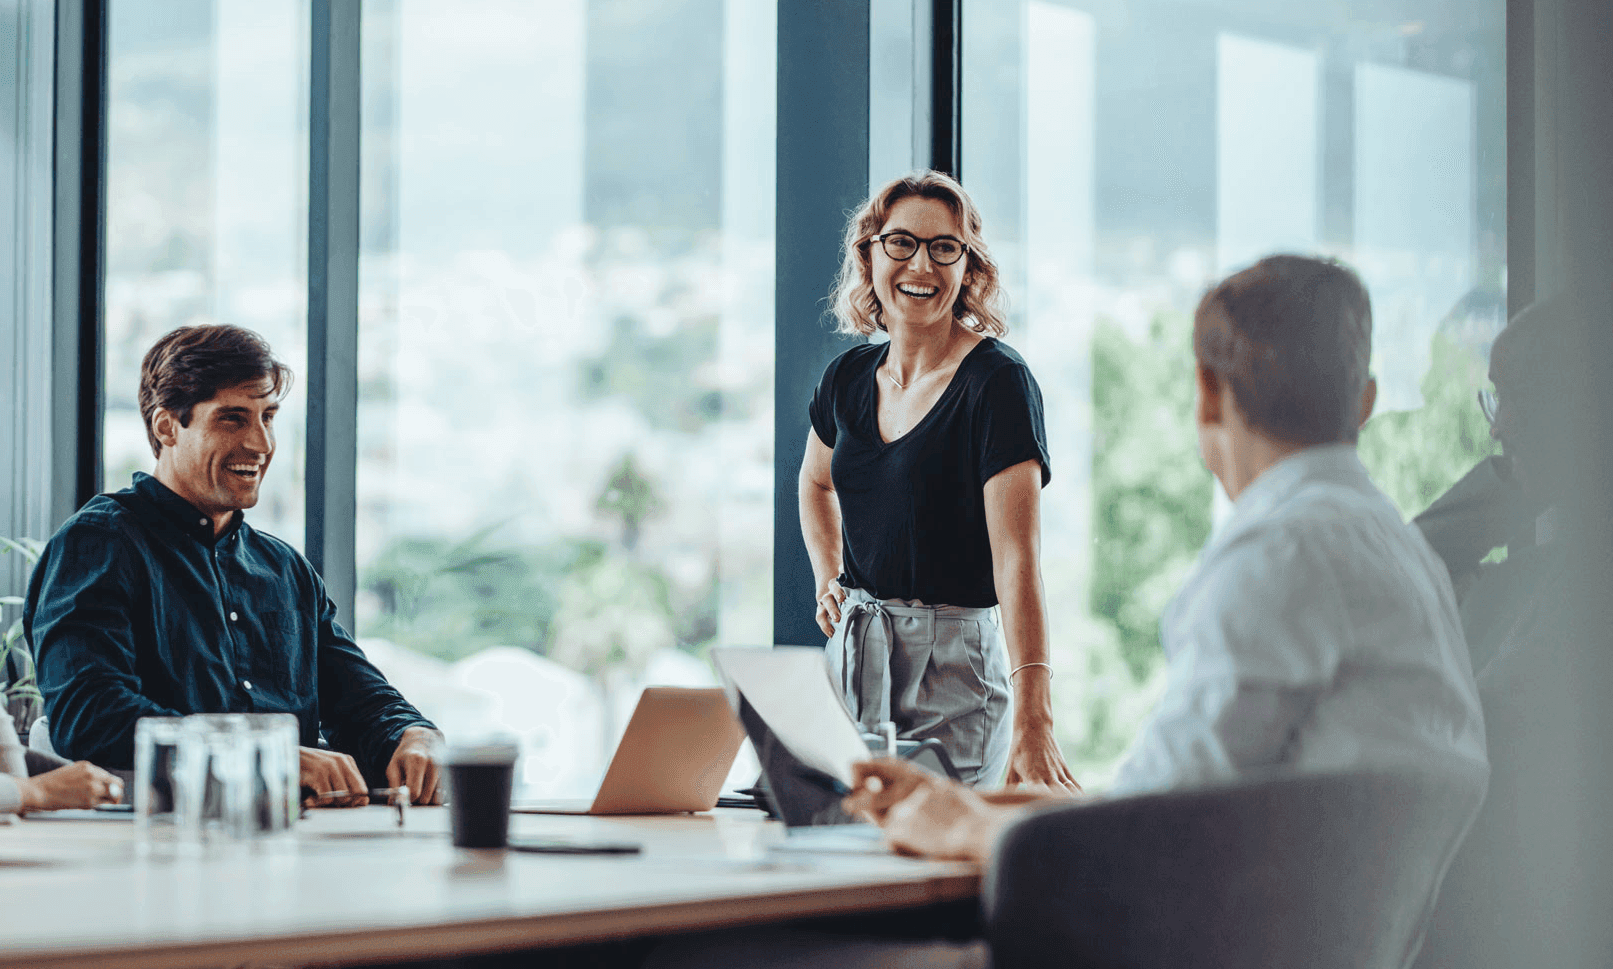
[798,472,844,593]
[995,552,1055,727]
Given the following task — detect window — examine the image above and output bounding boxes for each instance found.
[354,0,775,796]
[102,0,311,545]
[964,0,1506,784]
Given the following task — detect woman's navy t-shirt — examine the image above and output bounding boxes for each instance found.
[808,337,1051,608]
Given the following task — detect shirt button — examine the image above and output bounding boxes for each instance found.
[229,611,239,622]
[243,680,253,691]
[198,517,208,526]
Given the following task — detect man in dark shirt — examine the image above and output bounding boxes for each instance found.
[25,325,442,805]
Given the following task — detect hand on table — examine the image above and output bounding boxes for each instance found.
[300,746,368,808]
[386,726,444,805]
[16,761,123,814]
[814,578,849,637]
[1004,720,1081,793]
[842,758,1014,863]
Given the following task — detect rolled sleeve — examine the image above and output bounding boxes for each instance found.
[0,775,21,814]
[312,589,435,782]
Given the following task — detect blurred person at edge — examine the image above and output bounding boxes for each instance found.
[0,712,122,815]
[25,326,442,807]
[800,171,1077,790]
[843,255,1487,861]
[1413,296,1608,969]
[1414,296,1586,674]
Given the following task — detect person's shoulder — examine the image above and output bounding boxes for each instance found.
[825,340,883,373]
[240,521,316,574]
[47,491,142,546]
[968,337,1037,381]
[1231,482,1440,590]
[815,341,881,398]
[962,338,1042,403]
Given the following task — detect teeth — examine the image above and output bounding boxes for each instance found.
[898,284,938,297]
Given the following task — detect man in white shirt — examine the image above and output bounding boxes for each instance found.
[846,254,1487,860]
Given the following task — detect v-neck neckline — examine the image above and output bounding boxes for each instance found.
[870,337,990,447]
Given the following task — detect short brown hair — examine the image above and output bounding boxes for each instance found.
[139,325,293,457]
[829,170,1008,337]
[1194,255,1373,445]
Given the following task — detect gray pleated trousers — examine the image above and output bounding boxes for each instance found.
[826,587,1012,787]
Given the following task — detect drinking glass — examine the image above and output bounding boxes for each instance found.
[133,716,192,847]
[242,713,299,837]
[182,713,253,845]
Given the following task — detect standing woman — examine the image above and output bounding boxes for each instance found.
[799,171,1077,789]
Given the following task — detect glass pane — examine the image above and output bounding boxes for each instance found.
[356,0,776,797]
[964,0,1506,784]
[102,0,309,545]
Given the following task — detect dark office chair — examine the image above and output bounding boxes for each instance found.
[983,766,1488,969]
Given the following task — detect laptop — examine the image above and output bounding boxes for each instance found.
[512,687,745,816]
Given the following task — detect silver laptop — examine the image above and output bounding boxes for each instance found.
[511,687,745,816]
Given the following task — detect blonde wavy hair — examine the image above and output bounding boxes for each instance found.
[828,170,1007,337]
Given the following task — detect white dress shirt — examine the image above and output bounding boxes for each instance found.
[0,715,22,814]
[1109,445,1487,797]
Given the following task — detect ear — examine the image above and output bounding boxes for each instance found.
[1196,365,1224,427]
[151,408,181,452]
[1357,376,1378,430]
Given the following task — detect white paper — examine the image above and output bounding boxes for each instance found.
[712,647,870,785]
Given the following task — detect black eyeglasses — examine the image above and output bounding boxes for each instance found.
[868,231,969,266]
[1477,389,1499,428]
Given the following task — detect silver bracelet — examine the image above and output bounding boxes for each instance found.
[1009,662,1053,680]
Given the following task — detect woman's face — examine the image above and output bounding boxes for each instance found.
[870,196,974,333]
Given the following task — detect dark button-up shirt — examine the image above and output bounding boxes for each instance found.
[25,473,433,781]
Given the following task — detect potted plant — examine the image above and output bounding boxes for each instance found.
[1,537,44,743]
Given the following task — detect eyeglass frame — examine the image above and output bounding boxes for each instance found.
[1477,388,1499,428]
[867,231,971,266]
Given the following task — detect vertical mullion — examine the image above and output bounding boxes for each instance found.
[930,0,961,179]
[51,0,109,525]
[306,0,361,627]
[773,1,871,647]
[1506,0,1534,316]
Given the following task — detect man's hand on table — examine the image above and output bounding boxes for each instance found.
[843,758,1045,863]
[300,746,369,807]
[16,761,123,814]
[386,726,444,805]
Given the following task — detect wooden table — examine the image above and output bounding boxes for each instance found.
[0,806,979,968]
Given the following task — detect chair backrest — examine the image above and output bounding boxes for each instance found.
[984,765,1489,969]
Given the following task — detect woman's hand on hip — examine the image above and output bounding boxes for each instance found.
[1005,720,1082,793]
[815,578,849,636]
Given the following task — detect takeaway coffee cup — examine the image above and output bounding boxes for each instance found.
[446,740,519,848]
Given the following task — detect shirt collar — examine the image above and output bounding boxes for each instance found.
[1209,444,1371,551]
[129,472,245,544]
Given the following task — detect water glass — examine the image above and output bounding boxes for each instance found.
[133,717,191,846]
[183,713,253,844]
[242,713,299,837]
